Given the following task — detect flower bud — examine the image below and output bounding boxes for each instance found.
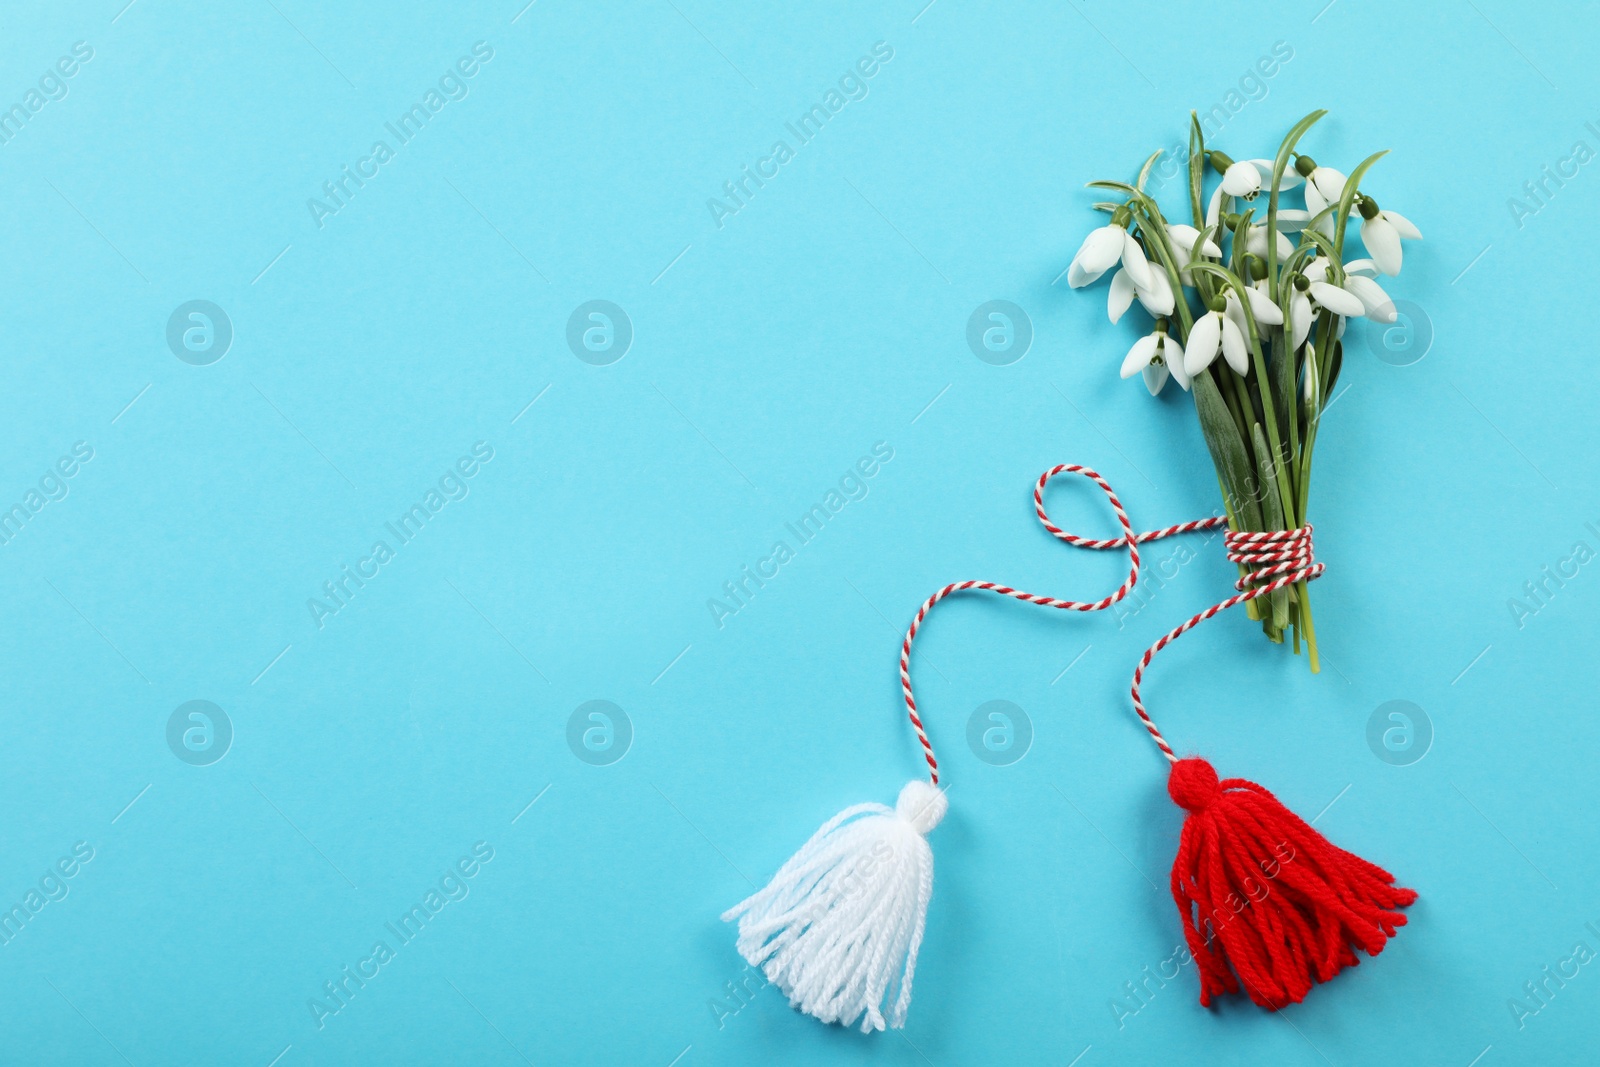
[1293,154,1317,177]
[1292,274,1310,292]
[1207,150,1235,173]
[1208,296,1227,313]
[1357,196,1380,220]
[1244,255,1267,282]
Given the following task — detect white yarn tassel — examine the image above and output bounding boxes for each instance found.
[722,780,947,1032]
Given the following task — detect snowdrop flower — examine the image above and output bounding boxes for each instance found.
[1211,151,1262,198]
[1208,159,1305,226]
[1302,258,1366,317]
[1185,302,1249,377]
[1069,221,1153,289]
[1344,276,1395,322]
[1307,283,1362,321]
[1139,266,1176,316]
[1223,284,1283,340]
[1358,198,1422,276]
[1337,258,1398,323]
[1295,156,1348,216]
[1285,283,1320,350]
[1211,153,1304,200]
[1286,259,1367,348]
[1239,217,1295,261]
[1166,224,1220,278]
[1252,158,1303,190]
[1108,265,1175,323]
[1302,344,1318,403]
[1280,263,1356,350]
[1120,322,1188,395]
[1286,285,1314,350]
[1167,223,1220,260]
[1248,280,1283,326]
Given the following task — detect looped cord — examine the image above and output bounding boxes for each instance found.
[900,465,1324,783]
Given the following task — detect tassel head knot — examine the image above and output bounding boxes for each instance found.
[1167,757,1220,812]
[896,780,948,835]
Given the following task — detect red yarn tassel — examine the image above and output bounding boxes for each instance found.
[1166,757,1417,1010]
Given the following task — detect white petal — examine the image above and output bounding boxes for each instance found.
[1184,312,1222,376]
[1120,333,1160,379]
[1312,167,1347,202]
[1310,280,1365,317]
[1161,334,1189,390]
[1304,257,1330,283]
[1274,209,1312,232]
[1142,362,1170,396]
[1303,181,1328,216]
[1165,227,1191,270]
[1121,230,1154,290]
[1069,225,1124,286]
[1224,291,1249,339]
[1244,227,1267,259]
[1343,257,1380,278]
[1108,269,1137,324]
[1302,347,1318,403]
[1362,215,1402,275]
[1290,292,1312,350]
[1135,268,1174,316]
[1222,160,1261,197]
[1336,315,1347,339]
[1219,315,1250,375]
[1343,275,1396,322]
[1205,185,1224,228]
[1246,284,1283,326]
[1244,225,1294,260]
[1382,210,1422,240]
[1169,223,1222,258]
[1166,223,1201,245]
[1249,158,1302,189]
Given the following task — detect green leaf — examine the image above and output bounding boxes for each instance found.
[1334,150,1390,254]
[1270,327,1295,469]
[1270,111,1327,194]
[1187,262,1245,290]
[1277,245,1319,301]
[1298,226,1338,265]
[1251,422,1292,629]
[1137,149,1163,192]
[1194,372,1263,533]
[1265,110,1327,279]
[1087,179,1141,197]
[1273,110,1324,175]
[1231,208,1255,278]
[1189,112,1206,227]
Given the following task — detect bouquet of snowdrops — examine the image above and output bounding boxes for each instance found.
[1067,110,1421,667]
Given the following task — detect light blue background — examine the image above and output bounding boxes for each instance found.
[0,0,1594,1063]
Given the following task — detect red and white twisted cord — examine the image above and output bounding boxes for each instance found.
[899,465,1324,783]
